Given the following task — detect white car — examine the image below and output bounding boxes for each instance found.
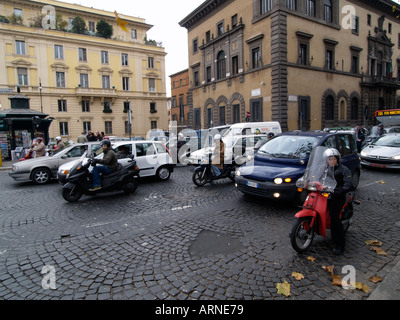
[58,140,174,183]
[360,133,400,169]
[9,142,102,184]
[183,134,270,165]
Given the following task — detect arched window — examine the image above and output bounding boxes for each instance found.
[351,97,359,120]
[339,99,346,121]
[325,95,334,120]
[217,51,226,80]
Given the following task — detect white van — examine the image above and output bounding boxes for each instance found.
[223,121,282,138]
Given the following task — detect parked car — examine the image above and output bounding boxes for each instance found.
[58,140,174,184]
[360,133,400,169]
[235,131,361,203]
[9,142,102,184]
[184,134,270,165]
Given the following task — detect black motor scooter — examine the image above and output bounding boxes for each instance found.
[62,153,140,202]
[192,153,238,186]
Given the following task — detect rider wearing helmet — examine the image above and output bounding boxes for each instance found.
[32,137,46,157]
[53,136,65,154]
[89,139,118,191]
[211,134,225,177]
[324,148,353,255]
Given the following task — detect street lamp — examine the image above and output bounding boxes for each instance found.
[39,79,43,113]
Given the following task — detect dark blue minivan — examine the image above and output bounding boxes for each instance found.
[234,131,361,202]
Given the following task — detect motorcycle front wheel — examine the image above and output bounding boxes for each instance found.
[290,217,315,253]
[62,186,83,202]
[192,168,209,187]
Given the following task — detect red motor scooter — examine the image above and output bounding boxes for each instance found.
[290,146,360,253]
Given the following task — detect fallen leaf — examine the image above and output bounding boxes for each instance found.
[331,274,343,286]
[276,280,291,297]
[291,272,305,281]
[354,282,371,293]
[322,265,335,275]
[370,246,388,255]
[365,240,383,246]
[368,276,382,284]
[307,256,316,262]
[376,180,386,184]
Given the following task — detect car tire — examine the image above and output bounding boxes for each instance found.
[32,168,51,184]
[351,170,360,189]
[156,166,171,181]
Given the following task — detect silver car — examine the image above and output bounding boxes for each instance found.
[9,142,102,184]
[360,133,400,169]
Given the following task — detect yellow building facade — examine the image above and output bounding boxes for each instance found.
[0,0,168,141]
[180,0,400,131]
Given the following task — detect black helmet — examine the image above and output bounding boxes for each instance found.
[100,139,111,147]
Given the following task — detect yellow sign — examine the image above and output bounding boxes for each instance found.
[375,110,400,117]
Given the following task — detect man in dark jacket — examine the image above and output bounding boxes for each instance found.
[354,126,365,153]
[324,148,353,255]
[89,139,118,191]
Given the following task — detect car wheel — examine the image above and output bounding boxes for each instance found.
[351,170,360,189]
[32,168,51,184]
[156,166,171,181]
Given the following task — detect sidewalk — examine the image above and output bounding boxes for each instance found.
[367,255,400,300]
[0,160,14,171]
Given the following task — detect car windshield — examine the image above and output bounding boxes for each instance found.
[257,135,319,159]
[373,135,400,147]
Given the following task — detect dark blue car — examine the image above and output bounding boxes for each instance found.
[234,131,361,203]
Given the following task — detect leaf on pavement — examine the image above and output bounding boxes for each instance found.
[354,282,371,293]
[368,276,382,284]
[376,180,386,184]
[291,272,305,281]
[307,256,316,262]
[276,280,291,297]
[370,246,388,255]
[365,239,383,246]
[322,265,335,275]
[331,274,343,286]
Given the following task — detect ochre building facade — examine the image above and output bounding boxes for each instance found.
[180,0,400,131]
[0,0,168,141]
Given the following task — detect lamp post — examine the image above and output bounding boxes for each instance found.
[39,79,43,113]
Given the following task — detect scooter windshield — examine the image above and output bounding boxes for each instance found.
[296,146,337,192]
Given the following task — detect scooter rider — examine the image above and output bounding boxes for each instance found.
[211,134,225,177]
[89,139,118,191]
[324,148,353,255]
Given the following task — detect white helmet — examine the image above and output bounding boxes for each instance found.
[323,148,340,162]
[56,136,62,141]
[214,134,221,140]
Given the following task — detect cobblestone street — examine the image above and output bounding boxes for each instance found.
[0,165,399,302]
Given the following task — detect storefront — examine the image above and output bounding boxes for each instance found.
[0,90,53,160]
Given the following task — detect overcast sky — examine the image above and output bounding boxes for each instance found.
[61,0,205,95]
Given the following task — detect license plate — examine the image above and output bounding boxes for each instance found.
[246,181,258,188]
[371,163,386,168]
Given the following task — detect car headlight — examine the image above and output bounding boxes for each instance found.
[360,150,367,157]
[12,165,19,172]
[392,154,400,160]
[274,177,292,184]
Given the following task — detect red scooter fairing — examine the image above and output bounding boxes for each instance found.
[295,192,329,237]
